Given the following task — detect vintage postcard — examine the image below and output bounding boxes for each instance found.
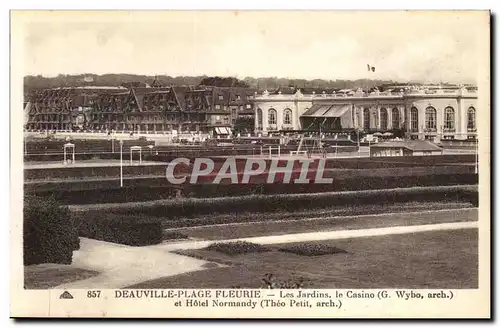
[10,10,490,318]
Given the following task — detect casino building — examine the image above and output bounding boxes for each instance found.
[254,85,478,141]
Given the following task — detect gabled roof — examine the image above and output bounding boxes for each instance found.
[172,86,189,110]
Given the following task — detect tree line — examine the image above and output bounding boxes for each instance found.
[24,73,404,94]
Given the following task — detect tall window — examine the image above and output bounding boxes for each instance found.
[410,107,419,132]
[380,108,388,130]
[283,109,292,125]
[392,108,400,129]
[425,107,437,131]
[467,107,476,131]
[444,107,455,131]
[268,108,277,125]
[256,108,263,128]
[363,108,370,130]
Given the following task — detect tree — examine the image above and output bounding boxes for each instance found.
[233,117,254,134]
[199,76,249,88]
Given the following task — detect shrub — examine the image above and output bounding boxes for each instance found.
[205,241,271,255]
[104,185,478,218]
[261,273,307,289]
[76,214,163,246]
[24,196,79,265]
[278,243,347,256]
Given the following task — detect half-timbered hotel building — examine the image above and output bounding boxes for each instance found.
[24,84,257,136]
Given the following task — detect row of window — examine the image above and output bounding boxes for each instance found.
[215,104,253,110]
[363,108,400,130]
[410,106,476,132]
[256,108,292,126]
[255,106,477,132]
[217,95,254,101]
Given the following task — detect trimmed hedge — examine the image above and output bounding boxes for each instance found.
[77,215,163,246]
[100,185,478,218]
[24,196,79,265]
[26,173,478,205]
[71,186,478,227]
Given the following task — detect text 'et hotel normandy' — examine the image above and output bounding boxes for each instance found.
[24,80,478,142]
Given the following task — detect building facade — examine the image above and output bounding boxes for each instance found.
[24,85,256,136]
[254,86,478,141]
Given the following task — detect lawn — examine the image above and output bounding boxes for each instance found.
[24,264,99,289]
[164,206,477,240]
[128,228,478,289]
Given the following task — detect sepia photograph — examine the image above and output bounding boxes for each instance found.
[10,9,490,318]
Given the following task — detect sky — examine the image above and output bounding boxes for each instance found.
[16,11,489,84]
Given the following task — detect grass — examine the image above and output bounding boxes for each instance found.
[24,264,99,289]
[163,231,189,240]
[164,205,477,240]
[128,228,478,289]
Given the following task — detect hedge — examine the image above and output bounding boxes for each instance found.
[27,173,478,205]
[73,185,478,221]
[77,214,163,246]
[24,196,79,265]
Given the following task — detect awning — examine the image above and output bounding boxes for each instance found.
[301,104,350,118]
[301,104,323,116]
[321,104,350,117]
[215,127,231,135]
[301,105,333,117]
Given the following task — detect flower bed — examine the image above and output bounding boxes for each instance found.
[204,241,272,255]
[278,243,347,256]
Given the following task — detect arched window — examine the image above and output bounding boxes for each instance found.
[410,107,419,132]
[392,108,400,129]
[444,107,455,131]
[425,107,437,131]
[467,107,476,131]
[363,108,370,130]
[256,108,263,128]
[268,108,277,125]
[380,108,388,130]
[283,108,292,125]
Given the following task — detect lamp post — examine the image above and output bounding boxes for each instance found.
[355,106,361,158]
[357,128,361,158]
[119,140,124,187]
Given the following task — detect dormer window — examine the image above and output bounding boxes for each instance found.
[218,95,224,100]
